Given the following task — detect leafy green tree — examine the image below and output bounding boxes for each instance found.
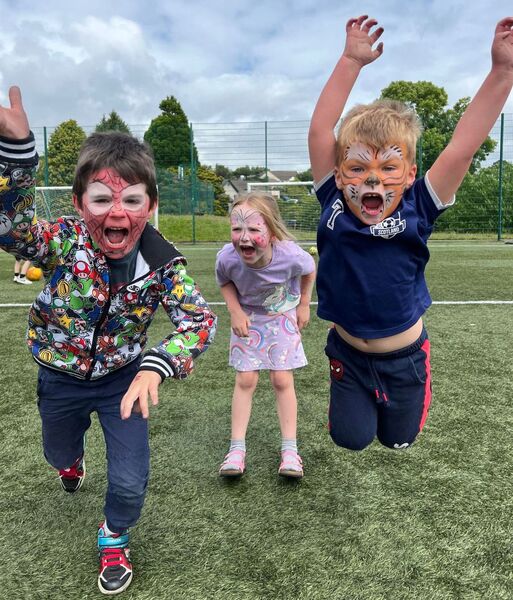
[435,161,513,234]
[380,81,495,174]
[297,168,313,181]
[39,120,86,186]
[144,96,198,169]
[95,111,131,134]
[232,165,266,179]
[197,165,229,216]
[214,164,231,179]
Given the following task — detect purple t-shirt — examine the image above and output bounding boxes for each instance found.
[216,240,315,315]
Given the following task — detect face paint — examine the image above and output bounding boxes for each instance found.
[230,203,273,268]
[74,169,153,258]
[335,142,416,225]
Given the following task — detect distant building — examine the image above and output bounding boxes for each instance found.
[262,170,299,182]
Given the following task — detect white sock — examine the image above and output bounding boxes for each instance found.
[102,521,116,536]
[229,439,246,452]
[281,438,298,453]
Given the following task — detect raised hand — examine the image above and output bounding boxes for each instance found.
[343,15,384,68]
[492,17,513,72]
[0,86,30,139]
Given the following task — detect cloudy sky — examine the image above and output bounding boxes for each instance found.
[1,0,512,169]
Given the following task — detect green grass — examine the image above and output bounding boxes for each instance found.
[157,214,318,243]
[1,243,513,599]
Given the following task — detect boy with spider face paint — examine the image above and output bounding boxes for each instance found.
[0,87,216,595]
[309,15,513,451]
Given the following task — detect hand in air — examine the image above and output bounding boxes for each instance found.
[120,370,162,420]
[0,86,30,139]
[343,15,384,67]
[492,17,513,72]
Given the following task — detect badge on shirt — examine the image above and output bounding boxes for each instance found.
[370,212,406,239]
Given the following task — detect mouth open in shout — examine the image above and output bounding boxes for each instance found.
[361,193,384,217]
[104,227,129,247]
[239,244,256,258]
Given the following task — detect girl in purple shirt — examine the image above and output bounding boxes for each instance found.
[216,192,316,478]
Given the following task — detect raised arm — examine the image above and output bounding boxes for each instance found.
[308,16,384,182]
[0,86,30,139]
[429,18,513,203]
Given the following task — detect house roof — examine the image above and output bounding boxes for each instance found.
[265,170,298,182]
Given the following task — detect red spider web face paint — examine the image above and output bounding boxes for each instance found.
[74,169,154,258]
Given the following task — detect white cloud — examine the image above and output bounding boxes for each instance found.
[0,0,512,168]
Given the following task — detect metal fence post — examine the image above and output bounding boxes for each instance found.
[190,124,196,244]
[265,121,268,181]
[43,126,49,186]
[498,113,504,241]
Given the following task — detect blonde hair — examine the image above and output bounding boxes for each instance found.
[231,192,295,241]
[336,99,422,165]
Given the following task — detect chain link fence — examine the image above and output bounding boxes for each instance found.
[30,114,513,241]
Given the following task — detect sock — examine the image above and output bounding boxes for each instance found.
[18,274,26,280]
[14,272,19,277]
[281,438,298,454]
[229,439,246,453]
[102,521,128,537]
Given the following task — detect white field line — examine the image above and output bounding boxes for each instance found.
[2,300,513,309]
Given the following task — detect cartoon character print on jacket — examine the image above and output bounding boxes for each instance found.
[0,162,217,380]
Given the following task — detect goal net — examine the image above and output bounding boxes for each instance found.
[246,181,318,238]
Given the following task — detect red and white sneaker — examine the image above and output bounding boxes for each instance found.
[58,454,85,493]
[97,522,132,595]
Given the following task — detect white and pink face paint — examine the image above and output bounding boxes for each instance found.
[73,168,154,258]
[230,203,273,268]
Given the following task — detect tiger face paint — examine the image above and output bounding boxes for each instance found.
[335,142,417,225]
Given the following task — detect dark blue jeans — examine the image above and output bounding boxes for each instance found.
[325,327,432,451]
[37,361,149,533]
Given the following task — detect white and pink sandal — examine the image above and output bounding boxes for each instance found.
[219,449,246,477]
[278,450,303,478]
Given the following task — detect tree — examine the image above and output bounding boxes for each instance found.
[436,161,513,234]
[232,165,266,179]
[380,81,495,174]
[95,111,131,134]
[214,164,231,179]
[297,168,313,181]
[38,120,86,186]
[196,165,230,216]
[144,96,198,169]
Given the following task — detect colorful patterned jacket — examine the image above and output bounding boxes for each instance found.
[0,133,216,380]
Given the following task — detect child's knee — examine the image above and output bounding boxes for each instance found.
[329,425,374,451]
[236,370,259,393]
[269,370,293,393]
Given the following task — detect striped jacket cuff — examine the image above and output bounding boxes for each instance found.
[0,132,37,165]
[139,353,175,381]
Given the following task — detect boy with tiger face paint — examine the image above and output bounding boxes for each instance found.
[309,15,513,453]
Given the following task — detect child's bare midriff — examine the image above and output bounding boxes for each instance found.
[335,318,423,353]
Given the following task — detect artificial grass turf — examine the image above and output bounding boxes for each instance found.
[0,243,513,598]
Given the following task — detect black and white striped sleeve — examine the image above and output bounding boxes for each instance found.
[139,353,175,381]
[0,132,38,166]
